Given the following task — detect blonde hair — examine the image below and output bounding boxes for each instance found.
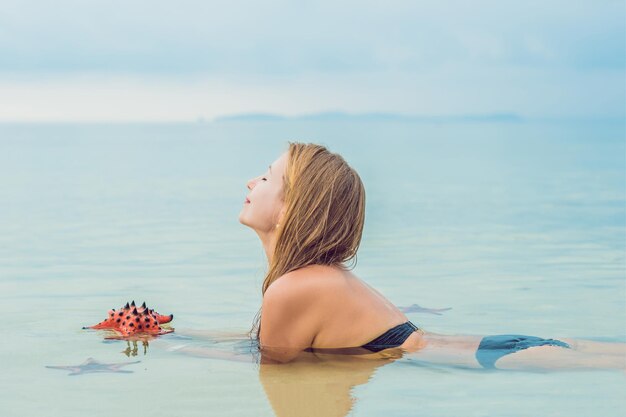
[251,142,366,339]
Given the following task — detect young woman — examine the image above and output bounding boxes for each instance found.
[237,142,624,370]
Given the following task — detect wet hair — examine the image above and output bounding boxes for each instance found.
[251,142,366,339]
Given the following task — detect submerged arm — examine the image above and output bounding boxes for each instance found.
[166,343,256,363]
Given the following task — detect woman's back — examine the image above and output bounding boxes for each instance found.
[279,265,415,349]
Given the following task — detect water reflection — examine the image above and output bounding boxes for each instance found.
[98,331,164,356]
[168,331,403,417]
[121,340,150,357]
[259,351,400,417]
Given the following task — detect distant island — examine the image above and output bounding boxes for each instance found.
[213,111,524,123]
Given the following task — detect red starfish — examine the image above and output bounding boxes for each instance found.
[83,300,174,338]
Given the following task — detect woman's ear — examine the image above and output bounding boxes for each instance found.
[276,206,287,228]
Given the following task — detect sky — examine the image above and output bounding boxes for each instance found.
[0,0,624,122]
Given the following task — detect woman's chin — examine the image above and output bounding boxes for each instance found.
[238,212,252,228]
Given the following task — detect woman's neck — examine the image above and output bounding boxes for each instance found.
[256,229,277,262]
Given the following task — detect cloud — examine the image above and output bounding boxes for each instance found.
[0,0,623,120]
[0,0,623,73]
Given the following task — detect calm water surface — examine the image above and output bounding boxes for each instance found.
[0,120,624,416]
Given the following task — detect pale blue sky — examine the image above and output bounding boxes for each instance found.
[0,0,624,121]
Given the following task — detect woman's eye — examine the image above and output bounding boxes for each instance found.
[261,177,267,181]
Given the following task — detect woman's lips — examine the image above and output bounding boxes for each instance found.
[244,197,250,204]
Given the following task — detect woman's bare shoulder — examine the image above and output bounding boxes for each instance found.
[266,265,347,305]
[286,264,347,279]
[279,265,347,289]
[265,268,318,301]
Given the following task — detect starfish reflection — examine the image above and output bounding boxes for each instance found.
[100,330,165,356]
[121,340,150,357]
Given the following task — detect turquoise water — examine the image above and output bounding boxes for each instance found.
[0,120,624,416]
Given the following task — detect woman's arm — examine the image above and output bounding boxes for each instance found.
[165,342,256,363]
[258,272,321,363]
[173,328,250,340]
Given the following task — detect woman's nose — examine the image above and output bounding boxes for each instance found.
[246,178,255,190]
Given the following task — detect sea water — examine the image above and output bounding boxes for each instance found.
[0,119,624,416]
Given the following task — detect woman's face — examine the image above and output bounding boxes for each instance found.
[239,152,288,234]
